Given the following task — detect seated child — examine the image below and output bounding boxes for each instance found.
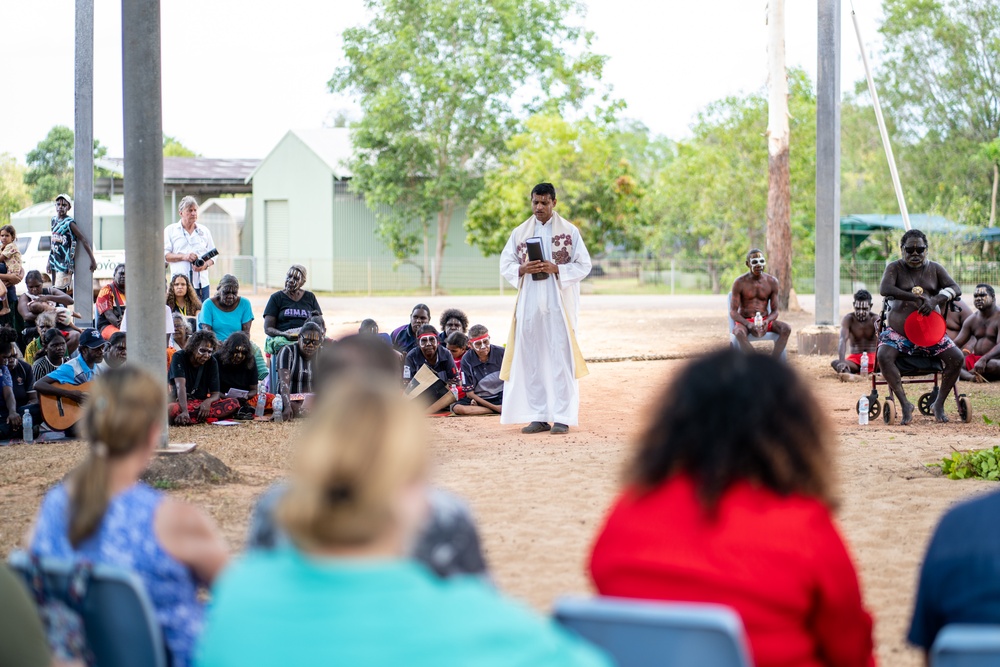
[445,331,469,402]
[452,324,504,416]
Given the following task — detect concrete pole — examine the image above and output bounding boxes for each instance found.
[74,0,95,325]
[816,0,841,325]
[121,0,165,381]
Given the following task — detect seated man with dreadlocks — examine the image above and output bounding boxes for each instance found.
[878,229,964,424]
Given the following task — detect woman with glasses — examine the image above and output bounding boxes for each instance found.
[274,321,323,421]
[169,330,239,426]
[452,324,504,416]
[0,325,40,440]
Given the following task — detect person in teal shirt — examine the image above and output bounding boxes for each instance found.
[197,275,266,380]
[196,378,607,667]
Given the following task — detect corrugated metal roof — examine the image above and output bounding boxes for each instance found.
[11,199,125,219]
[246,128,353,182]
[98,157,260,183]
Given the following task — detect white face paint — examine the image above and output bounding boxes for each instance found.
[854,301,872,321]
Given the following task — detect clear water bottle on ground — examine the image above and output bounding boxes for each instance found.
[273,395,284,423]
[858,395,869,425]
[22,409,33,443]
[254,381,266,419]
[860,353,869,377]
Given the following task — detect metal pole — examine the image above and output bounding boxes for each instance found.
[122,0,165,383]
[816,0,842,325]
[367,258,372,296]
[74,0,95,325]
[430,259,436,296]
[851,7,910,230]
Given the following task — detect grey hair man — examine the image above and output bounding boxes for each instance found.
[163,195,217,302]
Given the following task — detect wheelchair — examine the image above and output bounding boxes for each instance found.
[856,299,971,425]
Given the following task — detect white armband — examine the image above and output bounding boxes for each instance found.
[939,287,956,301]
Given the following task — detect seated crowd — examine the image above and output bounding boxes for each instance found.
[6,229,1000,665]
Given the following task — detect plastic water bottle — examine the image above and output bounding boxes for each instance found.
[254,382,266,419]
[403,365,411,381]
[860,353,869,377]
[22,409,33,443]
[858,395,869,425]
[272,394,283,423]
[754,311,763,331]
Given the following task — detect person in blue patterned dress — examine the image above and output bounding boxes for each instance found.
[29,366,230,667]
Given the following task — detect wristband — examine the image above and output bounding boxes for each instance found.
[939,287,956,301]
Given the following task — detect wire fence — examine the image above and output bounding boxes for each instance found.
[247,255,1000,297]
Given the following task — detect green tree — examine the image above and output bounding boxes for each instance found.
[981,137,1000,227]
[874,0,1000,222]
[643,69,817,294]
[24,125,109,203]
[465,114,646,256]
[163,134,199,157]
[0,154,32,225]
[329,0,606,287]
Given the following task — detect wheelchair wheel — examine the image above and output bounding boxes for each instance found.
[918,392,934,416]
[883,400,896,425]
[957,394,972,423]
[857,398,881,421]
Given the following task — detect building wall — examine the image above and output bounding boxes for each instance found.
[250,134,335,290]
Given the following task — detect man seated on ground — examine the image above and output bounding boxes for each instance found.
[404,324,459,414]
[169,330,239,425]
[439,308,468,344]
[98,331,127,371]
[729,248,791,358]
[831,290,878,378]
[878,229,964,424]
[34,328,105,434]
[274,321,323,421]
[23,311,60,366]
[453,324,504,416]
[946,296,973,342]
[953,283,1000,382]
[95,263,126,340]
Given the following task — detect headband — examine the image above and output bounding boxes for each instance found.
[418,333,438,341]
[469,334,490,343]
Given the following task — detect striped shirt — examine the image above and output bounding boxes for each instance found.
[276,344,313,395]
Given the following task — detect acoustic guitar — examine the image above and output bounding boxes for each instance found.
[39,381,93,431]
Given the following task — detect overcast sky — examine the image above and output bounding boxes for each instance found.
[0,0,884,162]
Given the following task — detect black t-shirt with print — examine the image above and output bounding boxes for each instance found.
[263,290,321,333]
[169,352,220,400]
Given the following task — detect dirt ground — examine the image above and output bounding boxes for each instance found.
[3,292,999,667]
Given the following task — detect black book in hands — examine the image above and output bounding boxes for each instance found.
[526,237,547,281]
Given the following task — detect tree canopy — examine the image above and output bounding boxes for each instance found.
[329,0,606,285]
[163,134,199,157]
[0,154,31,225]
[465,113,647,256]
[24,125,108,203]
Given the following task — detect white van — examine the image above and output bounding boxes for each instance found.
[15,231,125,295]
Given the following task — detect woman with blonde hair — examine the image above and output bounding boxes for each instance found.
[588,348,875,667]
[30,366,229,667]
[197,378,607,667]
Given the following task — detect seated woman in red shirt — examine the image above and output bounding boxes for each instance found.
[588,348,876,667]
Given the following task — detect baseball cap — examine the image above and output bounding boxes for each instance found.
[55,194,73,209]
[78,328,106,349]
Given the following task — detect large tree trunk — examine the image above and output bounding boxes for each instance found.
[432,201,453,294]
[766,0,792,311]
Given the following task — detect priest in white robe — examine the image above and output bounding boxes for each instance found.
[499,183,591,434]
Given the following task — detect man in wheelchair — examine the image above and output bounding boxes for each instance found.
[878,229,964,424]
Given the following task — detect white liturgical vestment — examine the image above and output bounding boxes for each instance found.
[499,212,591,426]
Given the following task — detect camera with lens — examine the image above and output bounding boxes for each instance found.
[193,248,219,268]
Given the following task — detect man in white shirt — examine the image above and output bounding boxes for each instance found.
[164,196,217,301]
